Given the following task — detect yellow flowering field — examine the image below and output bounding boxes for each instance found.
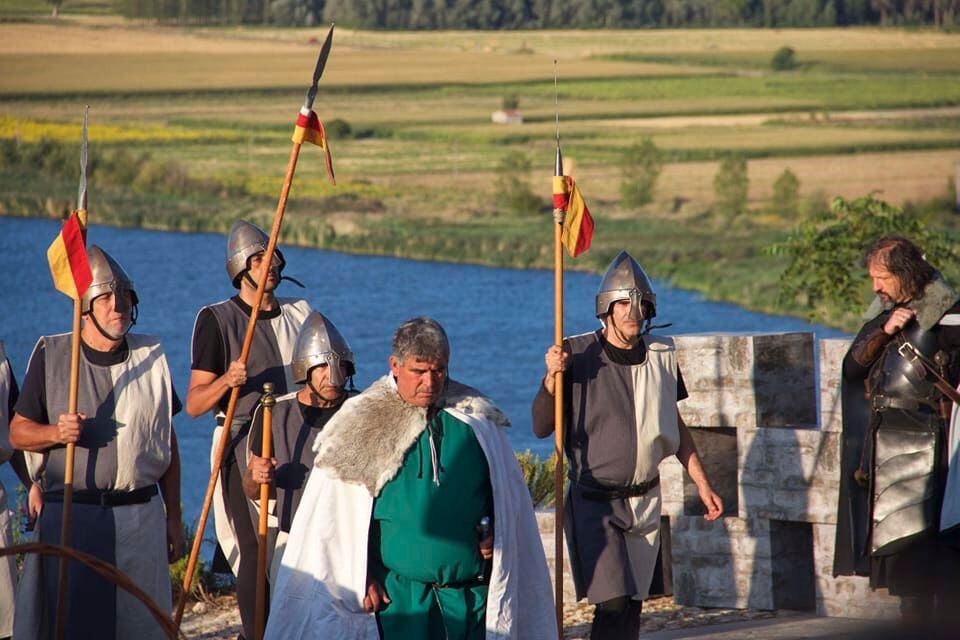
[0,115,243,144]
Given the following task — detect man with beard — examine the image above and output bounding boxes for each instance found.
[835,235,960,621]
[11,246,184,639]
[532,251,723,640]
[242,311,356,587]
[265,317,556,640]
[186,220,310,640]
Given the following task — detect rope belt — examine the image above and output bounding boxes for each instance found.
[45,484,158,507]
[580,475,659,501]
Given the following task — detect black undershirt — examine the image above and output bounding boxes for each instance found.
[191,296,283,376]
[599,334,689,401]
[15,338,182,425]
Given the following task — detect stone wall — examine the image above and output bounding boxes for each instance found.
[660,333,901,618]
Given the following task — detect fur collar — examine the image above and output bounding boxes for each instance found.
[312,374,509,496]
[863,272,959,330]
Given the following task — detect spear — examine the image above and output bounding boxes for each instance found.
[254,383,275,640]
[53,106,92,640]
[549,61,595,635]
[173,24,337,630]
[550,61,566,636]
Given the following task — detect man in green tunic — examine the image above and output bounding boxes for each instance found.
[364,318,493,639]
[265,317,556,640]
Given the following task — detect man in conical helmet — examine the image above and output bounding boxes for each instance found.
[186,219,310,639]
[11,245,185,639]
[532,250,723,640]
[241,311,356,589]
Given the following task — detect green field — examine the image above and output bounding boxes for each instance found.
[2,18,960,329]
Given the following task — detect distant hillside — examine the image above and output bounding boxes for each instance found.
[105,0,960,29]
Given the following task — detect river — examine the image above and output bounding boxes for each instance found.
[0,216,844,529]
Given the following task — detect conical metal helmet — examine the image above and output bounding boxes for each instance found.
[225,219,286,289]
[292,311,355,388]
[595,250,656,320]
[81,245,138,315]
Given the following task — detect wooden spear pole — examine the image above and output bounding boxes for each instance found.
[173,141,302,629]
[254,383,275,640]
[55,106,90,640]
[553,215,565,635]
[551,60,566,636]
[174,25,335,630]
[54,299,82,640]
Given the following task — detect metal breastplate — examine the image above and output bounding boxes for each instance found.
[868,321,943,556]
[869,321,942,412]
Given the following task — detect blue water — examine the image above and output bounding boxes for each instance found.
[0,216,844,527]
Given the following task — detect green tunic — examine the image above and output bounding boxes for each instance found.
[370,411,494,640]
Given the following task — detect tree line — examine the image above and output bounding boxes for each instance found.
[111,0,960,28]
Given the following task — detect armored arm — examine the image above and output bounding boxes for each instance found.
[843,315,892,382]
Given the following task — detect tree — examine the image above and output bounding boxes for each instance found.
[713,155,748,219]
[494,151,543,216]
[770,168,800,218]
[769,194,960,325]
[620,137,664,209]
[48,0,63,17]
[771,46,797,70]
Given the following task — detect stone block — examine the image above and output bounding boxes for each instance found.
[673,332,817,429]
[811,523,900,618]
[738,426,840,523]
[683,427,739,517]
[670,515,774,610]
[819,338,853,433]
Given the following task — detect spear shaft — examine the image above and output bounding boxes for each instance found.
[551,60,565,636]
[173,25,334,631]
[55,105,89,640]
[254,383,275,640]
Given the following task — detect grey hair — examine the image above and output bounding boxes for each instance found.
[391,317,450,364]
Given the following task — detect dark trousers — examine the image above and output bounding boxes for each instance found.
[223,457,269,640]
[591,596,642,640]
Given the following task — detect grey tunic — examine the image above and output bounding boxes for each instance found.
[532,331,683,603]
[14,333,174,640]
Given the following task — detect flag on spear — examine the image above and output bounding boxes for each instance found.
[47,210,92,300]
[553,174,594,257]
[292,108,336,184]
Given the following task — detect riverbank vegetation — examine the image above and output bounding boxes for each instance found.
[1,17,959,331]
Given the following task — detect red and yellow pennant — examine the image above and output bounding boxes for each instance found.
[292,108,327,148]
[47,210,92,300]
[292,108,336,184]
[553,175,594,258]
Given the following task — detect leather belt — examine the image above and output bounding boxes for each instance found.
[580,476,659,501]
[45,484,158,507]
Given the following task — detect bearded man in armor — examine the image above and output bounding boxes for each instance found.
[10,246,184,639]
[186,220,310,640]
[242,311,356,592]
[265,317,557,640]
[532,250,723,640]
[834,236,960,620]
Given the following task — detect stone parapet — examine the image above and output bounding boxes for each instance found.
[673,333,817,430]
